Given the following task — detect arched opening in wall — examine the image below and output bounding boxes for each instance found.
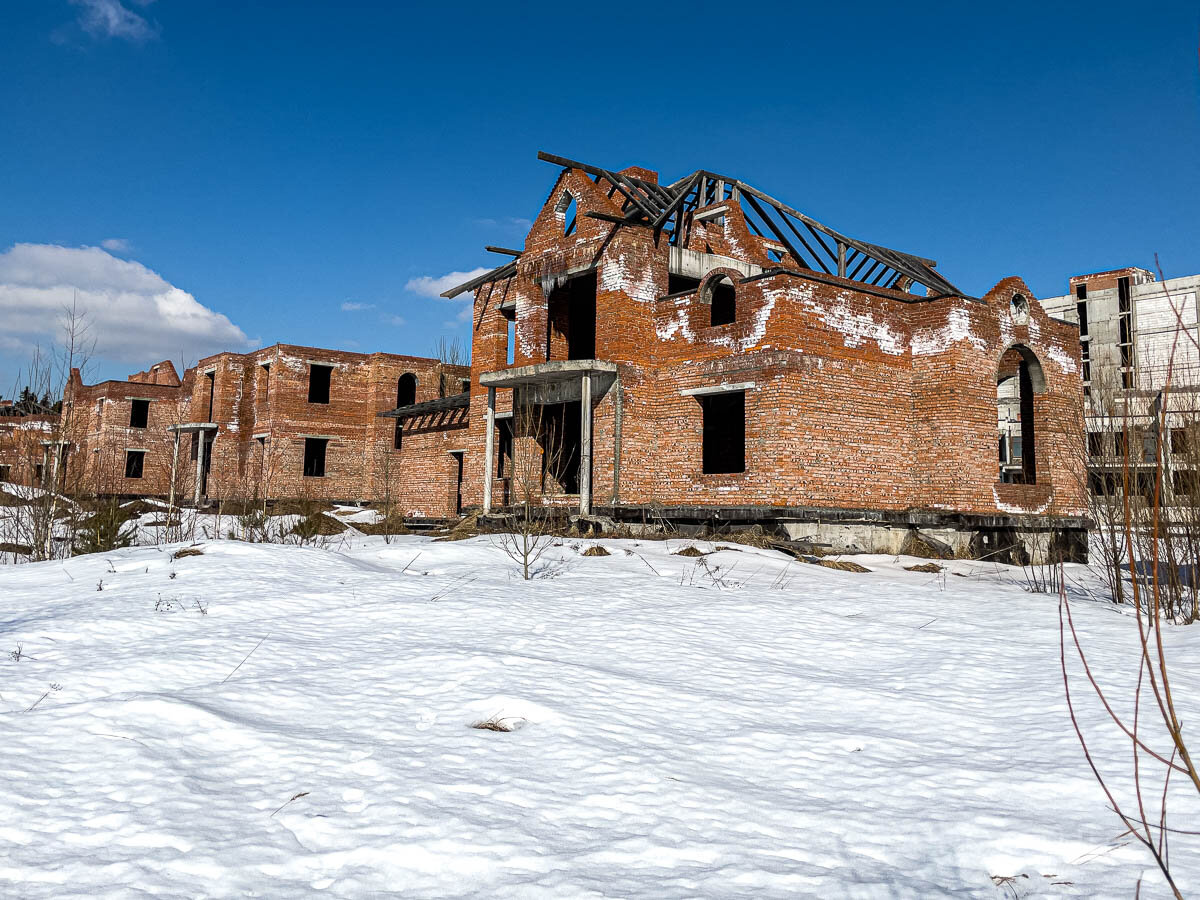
[395,373,417,449]
[1010,293,1030,324]
[996,345,1046,484]
[705,274,736,326]
[557,193,577,237]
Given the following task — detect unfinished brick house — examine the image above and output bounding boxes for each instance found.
[62,346,469,517]
[0,402,59,488]
[444,152,1089,558]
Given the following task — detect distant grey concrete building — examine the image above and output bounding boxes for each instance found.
[1039,267,1200,502]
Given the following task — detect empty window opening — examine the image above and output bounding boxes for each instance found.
[1118,276,1135,388]
[1075,283,1087,300]
[1172,427,1193,455]
[451,451,465,514]
[766,247,785,263]
[706,275,736,327]
[1010,293,1029,324]
[996,346,1042,484]
[259,364,271,404]
[308,364,332,404]
[1088,432,1105,457]
[303,438,328,477]
[124,450,145,479]
[538,402,582,494]
[667,274,702,296]
[503,306,517,366]
[1076,299,1089,338]
[190,433,199,461]
[461,379,470,393]
[1089,471,1119,496]
[559,194,577,236]
[394,373,417,449]
[1174,470,1200,499]
[700,391,746,474]
[204,371,215,421]
[35,463,44,484]
[497,418,513,479]
[546,271,596,361]
[0,464,10,481]
[129,399,149,429]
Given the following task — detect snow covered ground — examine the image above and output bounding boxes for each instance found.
[1,533,1197,897]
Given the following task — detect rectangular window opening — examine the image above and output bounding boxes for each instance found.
[502,306,517,366]
[303,438,328,477]
[1075,283,1087,300]
[700,391,746,474]
[129,399,149,429]
[0,464,10,481]
[308,364,332,404]
[124,450,145,479]
[1087,432,1104,457]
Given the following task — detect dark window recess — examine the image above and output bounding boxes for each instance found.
[1089,471,1118,496]
[308,364,332,404]
[707,276,736,326]
[35,463,43,483]
[546,271,596,361]
[667,274,702,295]
[1174,470,1200,498]
[303,438,328,477]
[394,373,417,450]
[1115,431,1128,460]
[461,379,471,393]
[1172,428,1191,455]
[129,399,149,429]
[497,418,513,478]
[1075,283,1087,300]
[190,433,199,461]
[204,371,215,420]
[1076,300,1088,337]
[701,391,746,474]
[124,450,145,479]
[1087,432,1104,457]
[0,464,10,481]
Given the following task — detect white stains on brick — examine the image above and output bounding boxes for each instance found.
[912,305,988,356]
[992,484,1051,515]
[1045,344,1078,374]
[801,289,906,356]
[656,297,696,343]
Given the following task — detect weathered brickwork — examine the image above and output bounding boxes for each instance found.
[461,160,1088,533]
[52,156,1088,549]
[63,346,468,516]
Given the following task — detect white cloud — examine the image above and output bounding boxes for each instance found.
[340,301,374,312]
[0,243,251,365]
[69,0,158,41]
[404,267,492,300]
[384,314,406,327]
[101,238,131,253]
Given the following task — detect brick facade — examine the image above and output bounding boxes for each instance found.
[62,346,468,517]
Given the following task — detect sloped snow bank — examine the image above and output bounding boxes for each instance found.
[0,536,1196,898]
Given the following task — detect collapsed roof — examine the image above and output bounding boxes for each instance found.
[443,151,964,300]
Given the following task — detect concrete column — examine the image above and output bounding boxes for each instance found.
[579,373,592,516]
[193,432,207,504]
[168,430,180,512]
[483,387,495,513]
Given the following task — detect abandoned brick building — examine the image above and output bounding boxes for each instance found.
[443,152,1088,556]
[37,152,1089,558]
[58,346,469,519]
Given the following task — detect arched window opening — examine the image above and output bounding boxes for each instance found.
[557,193,577,236]
[1010,293,1029,324]
[996,345,1045,484]
[395,373,417,450]
[706,274,736,327]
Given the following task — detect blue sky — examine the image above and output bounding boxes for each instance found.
[1,1,1198,386]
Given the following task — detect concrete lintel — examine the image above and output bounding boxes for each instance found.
[480,359,618,389]
[297,434,337,440]
[681,382,756,397]
[167,422,219,433]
